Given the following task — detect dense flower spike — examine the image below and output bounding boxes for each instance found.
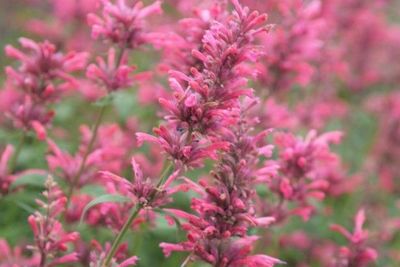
[1,0,400,266]
[27,176,80,267]
[256,0,326,93]
[87,0,162,48]
[161,236,283,267]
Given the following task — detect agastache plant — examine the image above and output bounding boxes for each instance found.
[65,0,162,207]
[2,0,397,266]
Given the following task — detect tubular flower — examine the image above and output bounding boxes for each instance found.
[86,48,136,92]
[263,130,343,223]
[0,145,15,196]
[161,236,284,267]
[136,126,229,169]
[139,0,271,172]
[330,209,378,267]
[46,132,102,188]
[87,0,162,48]
[101,157,181,208]
[89,240,138,267]
[27,176,80,267]
[5,37,88,102]
[159,96,280,265]
[158,1,270,136]
[6,95,54,138]
[0,239,39,267]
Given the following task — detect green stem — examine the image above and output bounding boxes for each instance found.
[102,162,174,267]
[65,46,126,208]
[8,131,27,173]
[102,204,142,267]
[66,104,107,208]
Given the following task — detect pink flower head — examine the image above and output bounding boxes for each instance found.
[86,48,136,92]
[46,135,101,188]
[263,130,343,223]
[100,156,180,207]
[160,235,283,267]
[256,0,325,93]
[158,0,269,136]
[27,176,80,266]
[275,130,342,180]
[330,209,378,266]
[0,239,39,266]
[5,38,88,102]
[136,126,229,169]
[90,240,138,267]
[87,0,162,48]
[6,95,54,135]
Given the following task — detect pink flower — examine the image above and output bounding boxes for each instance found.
[5,38,88,102]
[136,126,229,169]
[256,0,325,93]
[6,95,54,135]
[90,240,138,266]
[330,209,378,266]
[46,135,101,188]
[0,145,15,196]
[0,239,39,267]
[87,0,162,48]
[262,130,343,223]
[27,176,80,267]
[160,236,284,267]
[100,157,180,207]
[86,48,136,92]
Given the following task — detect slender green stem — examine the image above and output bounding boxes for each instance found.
[8,131,27,173]
[102,162,174,267]
[65,46,126,208]
[181,252,193,267]
[66,104,107,207]
[102,204,142,267]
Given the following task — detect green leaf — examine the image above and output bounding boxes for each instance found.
[10,173,47,189]
[80,194,131,224]
[80,184,106,196]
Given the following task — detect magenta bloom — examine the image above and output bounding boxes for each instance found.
[27,176,80,267]
[136,126,229,169]
[90,240,138,267]
[5,38,88,102]
[87,0,162,48]
[0,239,39,267]
[331,209,378,267]
[101,156,180,207]
[161,235,283,267]
[86,48,136,92]
[6,95,54,137]
[0,145,15,196]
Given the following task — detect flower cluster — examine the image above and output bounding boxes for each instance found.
[330,209,378,267]
[4,38,87,136]
[87,0,162,48]
[1,0,399,266]
[27,176,80,267]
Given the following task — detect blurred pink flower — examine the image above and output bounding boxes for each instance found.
[87,0,162,48]
[331,209,378,267]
